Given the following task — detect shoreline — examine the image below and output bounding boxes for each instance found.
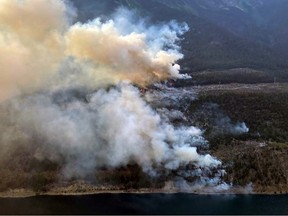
[1,187,287,198]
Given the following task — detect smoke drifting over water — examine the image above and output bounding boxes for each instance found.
[0,0,225,189]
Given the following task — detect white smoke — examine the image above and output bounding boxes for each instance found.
[191,103,249,136]
[0,0,226,189]
[216,116,249,135]
[233,122,249,134]
[164,168,229,193]
[4,82,221,178]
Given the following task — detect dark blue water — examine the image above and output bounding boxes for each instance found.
[0,193,288,214]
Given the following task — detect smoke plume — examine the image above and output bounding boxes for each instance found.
[2,82,221,178]
[0,0,188,101]
[190,103,249,137]
[0,0,75,101]
[0,0,224,188]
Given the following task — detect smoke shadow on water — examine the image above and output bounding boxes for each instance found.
[0,194,288,214]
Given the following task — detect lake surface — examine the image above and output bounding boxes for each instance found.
[0,193,288,214]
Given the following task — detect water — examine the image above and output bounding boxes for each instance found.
[1,193,288,214]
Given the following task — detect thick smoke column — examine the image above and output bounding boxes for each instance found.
[0,0,224,189]
[0,0,188,101]
[0,0,73,100]
[5,82,220,178]
[66,8,189,86]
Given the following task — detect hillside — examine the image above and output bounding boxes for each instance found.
[1,83,288,195]
[1,0,288,197]
[189,83,288,194]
